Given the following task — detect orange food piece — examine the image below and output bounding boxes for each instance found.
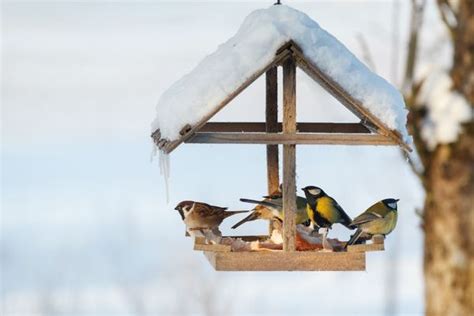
[296,232,323,251]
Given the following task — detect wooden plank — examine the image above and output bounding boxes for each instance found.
[204,251,217,267]
[372,235,385,244]
[347,242,385,253]
[266,67,280,195]
[194,237,231,252]
[203,251,366,271]
[292,49,412,152]
[161,48,293,154]
[222,235,269,241]
[194,242,231,252]
[186,132,399,145]
[198,122,371,133]
[266,67,280,235]
[282,57,297,252]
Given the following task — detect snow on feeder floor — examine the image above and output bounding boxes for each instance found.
[151,4,412,271]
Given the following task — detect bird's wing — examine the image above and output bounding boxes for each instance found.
[331,198,353,227]
[231,211,261,229]
[194,203,226,217]
[296,196,308,207]
[263,193,283,199]
[351,212,383,226]
[240,198,282,209]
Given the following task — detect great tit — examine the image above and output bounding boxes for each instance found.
[301,186,353,229]
[346,198,399,247]
[175,201,248,239]
[234,193,309,229]
[302,186,353,250]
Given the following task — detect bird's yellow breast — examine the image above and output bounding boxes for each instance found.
[306,204,315,222]
[316,197,338,222]
[362,211,398,235]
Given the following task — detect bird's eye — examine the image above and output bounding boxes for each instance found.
[308,188,320,195]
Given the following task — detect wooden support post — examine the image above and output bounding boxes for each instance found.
[266,67,279,195]
[266,67,280,235]
[282,57,297,252]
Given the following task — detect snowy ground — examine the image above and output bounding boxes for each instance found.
[2,1,448,315]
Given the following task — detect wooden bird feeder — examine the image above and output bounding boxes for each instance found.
[152,38,411,271]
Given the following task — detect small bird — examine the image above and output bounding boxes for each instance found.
[346,198,399,247]
[301,186,353,250]
[231,203,275,229]
[174,201,248,241]
[234,192,309,229]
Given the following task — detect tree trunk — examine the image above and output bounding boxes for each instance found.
[423,1,474,315]
[423,127,474,316]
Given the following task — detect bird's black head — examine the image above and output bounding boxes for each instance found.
[174,200,194,220]
[382,198,399,211]
[301,186,325,198]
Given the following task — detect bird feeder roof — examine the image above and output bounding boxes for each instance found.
[151,5,412,153]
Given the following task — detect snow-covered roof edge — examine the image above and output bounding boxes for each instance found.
[151,5,412,152]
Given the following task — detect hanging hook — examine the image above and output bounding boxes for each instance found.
[274,0,282,5]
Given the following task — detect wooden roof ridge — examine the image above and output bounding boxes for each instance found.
[151,41,411,153]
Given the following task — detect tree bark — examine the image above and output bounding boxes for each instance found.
[421,1,474,315]
[423,127,474,316]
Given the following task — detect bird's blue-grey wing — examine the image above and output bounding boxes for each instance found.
[351,212,382,226]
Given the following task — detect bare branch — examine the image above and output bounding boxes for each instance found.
[390,0,401,85]
[402,0,427,95]
[437,0,457,38]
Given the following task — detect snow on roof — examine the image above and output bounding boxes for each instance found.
[151,5,411,145]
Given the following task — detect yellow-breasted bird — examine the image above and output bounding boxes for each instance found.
[174,201,248,240]
[346,198,399,247]
[302,186,353,249]
[301,186,353,229]
[233,192,309,229]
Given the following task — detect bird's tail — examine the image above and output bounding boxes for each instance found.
[240,198,281,209]
[345,228,363,249]
[224,210,250,218]
[231,212,260,229]
[340,212,355,230]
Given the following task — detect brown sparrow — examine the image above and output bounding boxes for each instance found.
[174,200,248,242]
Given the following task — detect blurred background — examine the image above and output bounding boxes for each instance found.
[2,0,464,315]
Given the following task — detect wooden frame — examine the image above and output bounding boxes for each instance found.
[197,122,371,133]
[265,67,280,234]
[186,133,399,145]
[191,235,385,271]
[153,42,407,271]
[204,251,366,271]
[282,57,297,252]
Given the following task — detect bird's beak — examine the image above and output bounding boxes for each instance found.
[395,199,400,202]
[174,206,179,211]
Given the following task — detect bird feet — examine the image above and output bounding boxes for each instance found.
[188,228,222,244]
[320,228,334,251]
